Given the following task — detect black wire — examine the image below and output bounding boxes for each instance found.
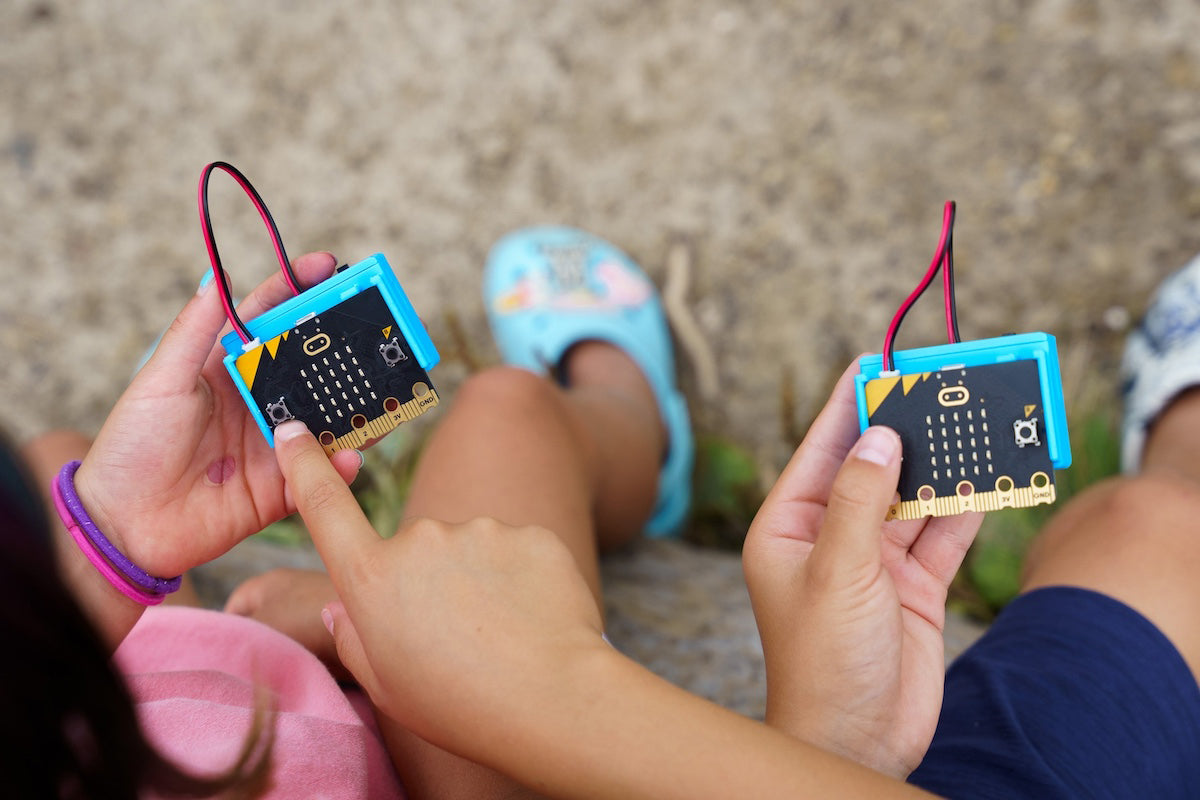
[944,204,961,343]
[198,162,299,343]
[200,165,252,342]
[881,201,959,371]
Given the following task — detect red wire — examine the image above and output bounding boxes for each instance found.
[197,162,300,343]
[198,181,250,341]
[210,164,301,295]
[940,203,957,343]
[881,201,957,371]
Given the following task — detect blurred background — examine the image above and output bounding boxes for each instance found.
[3,0,1199,715]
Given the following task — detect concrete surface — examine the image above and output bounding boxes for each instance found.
[5,0,1200,714]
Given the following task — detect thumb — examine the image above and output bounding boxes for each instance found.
[322,600,377,695]
[136,274,231,391]
[808,426,902,580]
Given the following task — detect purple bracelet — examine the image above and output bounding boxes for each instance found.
[54,481,165,606]
[53,461,183,596]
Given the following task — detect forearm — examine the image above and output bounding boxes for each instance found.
[26,440,147,651]
[377,716,547,800]
[428,645,934,800]
[51,507,147,651]
[53,456,172,650]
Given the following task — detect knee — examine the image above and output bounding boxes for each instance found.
[453,366,565,422]
[1022,473,1200,681]
[1024,473,1200,583]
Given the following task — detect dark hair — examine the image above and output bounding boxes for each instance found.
[0,436,272,798]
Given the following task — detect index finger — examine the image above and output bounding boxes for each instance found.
[272,420,376,580]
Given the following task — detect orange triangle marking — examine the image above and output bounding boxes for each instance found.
[865,376,900,417]
[901,373,929,394]
[236,345,264,389]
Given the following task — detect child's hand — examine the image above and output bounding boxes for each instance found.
[269,419,608,755]
[272,414,937,800]
[71,253,364,579]
[742,358,983,779]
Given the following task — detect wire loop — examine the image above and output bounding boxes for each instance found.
[197,162,299,343]
[881,201,959,371]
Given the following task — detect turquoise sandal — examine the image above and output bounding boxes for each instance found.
[484,226,693,536]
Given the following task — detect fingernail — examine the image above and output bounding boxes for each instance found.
[352,449,365,470]
[197,270,215,295]
[321,605,335,635]
[852,426,899,466]
[273,420,310,443]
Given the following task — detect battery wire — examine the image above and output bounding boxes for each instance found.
[881,201,959,372]
[198,162,300,343]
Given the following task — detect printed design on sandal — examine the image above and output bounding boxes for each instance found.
[492,245,653,315]
[1142,268,1200,354]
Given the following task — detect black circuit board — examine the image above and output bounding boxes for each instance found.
[862,359,1056,520]
[232,285,438,454]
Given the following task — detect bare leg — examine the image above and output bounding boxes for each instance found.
[1021,387,1200,679]
[381,342,667,799]
[403,341,666,598]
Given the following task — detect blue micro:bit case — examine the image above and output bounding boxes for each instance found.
[221,253,440,453]
[855,333,1071,519]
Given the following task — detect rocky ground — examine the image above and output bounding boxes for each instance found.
[4,0,1200,716]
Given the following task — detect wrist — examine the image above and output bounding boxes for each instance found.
[71,459,133,564]
[73,457,182,578]
[764,696,828,759]
[61,460,182,598]
[765,701,913,780]
[48,461,165,647]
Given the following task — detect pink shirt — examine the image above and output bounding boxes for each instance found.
[115,606,404,799]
